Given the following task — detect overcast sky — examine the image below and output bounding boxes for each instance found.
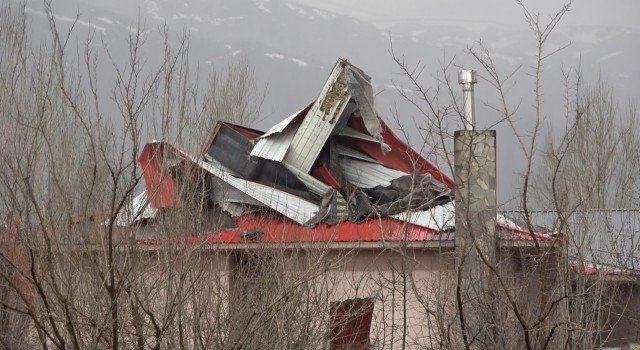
[291,0,640,30]
[19,0,639,205]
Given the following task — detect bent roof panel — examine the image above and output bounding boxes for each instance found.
[250,105,311,162]
[283,60,351,172]
[339,157,407,188]
[186,153,320,225]
[391,202,455,231]
[115,190,158,226]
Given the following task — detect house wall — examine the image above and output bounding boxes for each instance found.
[323,247,457,349]
[15,242,638,349]
[126,244,581,349]
[603,283,640,347]
[129,245,457,349]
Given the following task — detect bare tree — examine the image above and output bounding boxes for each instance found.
[2,1,639,349]
[386,0,640,349]
[0,3,339,350]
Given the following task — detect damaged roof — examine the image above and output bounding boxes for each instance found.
[124,58,552,245]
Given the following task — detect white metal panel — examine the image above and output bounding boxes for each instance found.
[339,157,407,188]
[338,126,380,143]
[250,107,308,161]
[211,178,264,207]
[190,155,320,225]
[393,204,527,233]
[391,202,455,231]
[250,122,300,161]
[115,190,158,226]
[262,107,304,137]
[284,60,351,172]
[220,202,248,217]
[496,213,523,231]
[282,163,330,196]
[336,145,379,163]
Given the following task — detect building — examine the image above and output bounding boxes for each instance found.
[120,58,638,349]
[2,58,637,349]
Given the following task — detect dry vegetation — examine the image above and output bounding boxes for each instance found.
[0,1,638,349]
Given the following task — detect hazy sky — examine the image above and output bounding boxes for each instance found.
[17,0,637,205]
[291,0,640,30]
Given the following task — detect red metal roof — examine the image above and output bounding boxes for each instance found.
[136,141,553,245]
[136,214,450,245]
[139,142,183,209]
[343,116,455,189]
[132,58,555,246]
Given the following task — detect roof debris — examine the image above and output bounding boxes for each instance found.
[128,58,551,244]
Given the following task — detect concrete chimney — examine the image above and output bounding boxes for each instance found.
[454,70,498,344]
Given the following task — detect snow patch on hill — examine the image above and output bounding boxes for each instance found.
[144,0,163,21]
[265,53,285,60]
[291,58,308,67]
[172,13,203,22]
[96,17,113,25]
[597,50,624,63]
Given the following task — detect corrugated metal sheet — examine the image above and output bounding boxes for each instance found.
[220,202,249,217]
[336,145,379,163]
[496,213,523,231]
[250,125,299,161]
[115,190,158,226]
[391,205,542,242]
[338,126,380,143]
[391,202,455,231]
[192,156,320,225]
[339,157,407,188]
[250,108,307,161]
[263,107,306,137]
[132,56,557,245]
[210,178,264,207]
[284,60,351,172]
[282,163,330,196]
[138,143,182,209]
[347,117,456,189]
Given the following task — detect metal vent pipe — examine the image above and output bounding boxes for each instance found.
[458,70,478,130]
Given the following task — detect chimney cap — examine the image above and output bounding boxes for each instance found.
[458,70,477,85]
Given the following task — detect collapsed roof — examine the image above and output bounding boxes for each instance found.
[121,58,550,244]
